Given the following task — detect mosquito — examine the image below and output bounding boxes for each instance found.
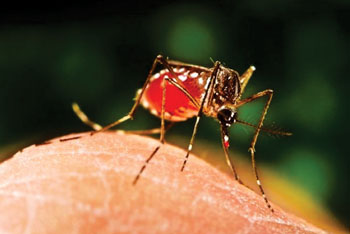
[73,54,291,212]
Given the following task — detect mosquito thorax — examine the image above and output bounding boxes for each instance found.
[217,106,237,127]
[208,66,241,115]
[215,66,241,101]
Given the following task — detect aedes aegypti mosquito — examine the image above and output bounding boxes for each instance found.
[73,55,291,212]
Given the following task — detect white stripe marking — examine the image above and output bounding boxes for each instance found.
[142,100,149,108]
[179,75,187,81]
[224,135,229,142]
[164,112,171,118]
[150,109,158,116]
[190,72,198,78]
[188,144,192,151]
[205,78,211,89]
[198,77,204,85]
[160,69,169,74]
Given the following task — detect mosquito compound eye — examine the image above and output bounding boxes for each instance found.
[217,108,236,126]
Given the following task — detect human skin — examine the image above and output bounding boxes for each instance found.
[0,132,326,234]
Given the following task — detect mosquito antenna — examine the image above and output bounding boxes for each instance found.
[236,119,292,136]
[209,57,215,65]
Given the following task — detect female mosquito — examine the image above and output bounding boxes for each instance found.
[73,55,291,212]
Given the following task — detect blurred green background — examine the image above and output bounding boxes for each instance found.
[0,0,348,228]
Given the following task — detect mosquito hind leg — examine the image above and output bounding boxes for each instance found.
[91,57,164,134]
[132,74,168,185]
[73,102,175,135]
[72,102,102,130]
[91,54,199,135]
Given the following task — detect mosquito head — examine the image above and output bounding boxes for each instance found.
[217,106,237,127]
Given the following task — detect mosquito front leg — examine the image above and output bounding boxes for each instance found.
[236,89,274,212]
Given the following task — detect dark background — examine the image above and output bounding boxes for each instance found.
[0,0,349,227]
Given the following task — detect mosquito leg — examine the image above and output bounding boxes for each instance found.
[164,76,200,108]
[220,125,244,184]
[73,101,175,135]
[132,145,160,185]
[236,89,274,212]
[180,116,201,171]
[91,55,203,135]
[158,56,202,108]
[72,102,102,130]
[88,55,168,135]
[133,74,167,185]
[159,73,167,144]
[239,66,256,94]
[180,61,221,171]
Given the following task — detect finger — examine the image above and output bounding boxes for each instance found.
[0,132,326,234]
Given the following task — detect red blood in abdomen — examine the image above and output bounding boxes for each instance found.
[142,70,206,121]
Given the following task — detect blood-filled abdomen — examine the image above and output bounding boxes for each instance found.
[141,68,210,121]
